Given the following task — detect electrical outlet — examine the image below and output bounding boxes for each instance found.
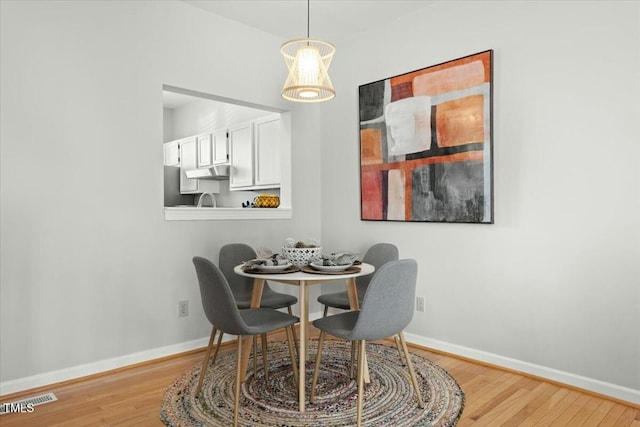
[416,296,425,312]
[178,300,189,317]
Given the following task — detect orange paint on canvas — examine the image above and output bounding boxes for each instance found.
[360,128,383,165]
[436,95,485,147]
[360,150,485,221]
[361,150,484,174]
[361,171,383,220]
[390,51,491,88]
[391,82,413,101]
[413,61,485,97]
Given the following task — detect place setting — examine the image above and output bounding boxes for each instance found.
[241,238,360,274]
[240,253,298,274]
[300,251,361,275]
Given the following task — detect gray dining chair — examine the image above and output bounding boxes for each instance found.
[220,243,298,310]
[310,259,424,427]
[219,243,299,363]
[192,256,299,427]
[317,243,399,317]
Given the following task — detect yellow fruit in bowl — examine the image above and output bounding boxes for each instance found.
[253,194,280,208]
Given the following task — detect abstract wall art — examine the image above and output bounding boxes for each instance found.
[359,50,494,223]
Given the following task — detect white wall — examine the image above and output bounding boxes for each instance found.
[321,0,639,401]
[1,0,638,404]
[163,108,174,142]
[0,0,323,391]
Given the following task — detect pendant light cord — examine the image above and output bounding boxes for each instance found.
[307,0,310,39]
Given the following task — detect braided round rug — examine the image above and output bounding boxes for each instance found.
[160,340,464,426]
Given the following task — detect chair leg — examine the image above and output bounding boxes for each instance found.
[252,336,258,378]
[394,335,406,366]
[356,340,366,427]
[350,341,356,379]
[287,306,299,359]
[196,327,218,395]
[210,330,224,367]
[322,305,328,317]
[398,331,424,408]
[234,337,243,427]
[261,333,269,382]
[285,326,299,391]
[310,330,326,402]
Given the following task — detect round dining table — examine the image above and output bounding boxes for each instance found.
[234,262,375,412]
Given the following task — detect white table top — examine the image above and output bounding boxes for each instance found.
[234,262,375,281]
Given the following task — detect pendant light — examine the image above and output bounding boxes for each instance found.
[281,0,335,102]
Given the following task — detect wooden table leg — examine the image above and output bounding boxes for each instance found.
[345,277,370,383]
[345,277,359,310]
[239,278,265,382]
[298,280,307,412]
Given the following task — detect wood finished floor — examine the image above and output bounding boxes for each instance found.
[1,325,638,426]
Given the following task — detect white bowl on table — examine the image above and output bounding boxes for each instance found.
[282,246,322,267]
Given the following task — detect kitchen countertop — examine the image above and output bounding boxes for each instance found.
[164,206,292,221]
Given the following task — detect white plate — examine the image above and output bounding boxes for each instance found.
[256,263,292,271]
[309,262,353,272]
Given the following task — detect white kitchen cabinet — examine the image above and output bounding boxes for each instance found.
[180,136,219,194]
[196,131,228,168]
[212,129,229,164]
[254,115,281,187]
[180,137,198,193]
[196,133,212,167]
[163,140,180,166]
[229,114,281,191]
[229,122,254,189]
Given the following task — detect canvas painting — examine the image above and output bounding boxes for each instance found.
[359,50,493,223]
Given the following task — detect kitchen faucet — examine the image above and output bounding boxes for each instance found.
[196,192,217,208]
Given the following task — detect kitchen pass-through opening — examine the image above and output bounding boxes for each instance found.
[162,85,292,220]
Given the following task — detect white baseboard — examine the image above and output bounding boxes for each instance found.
[404,332,640,405]
[0,335,226,396]
[3,320,638,406]
[0,312,326,397]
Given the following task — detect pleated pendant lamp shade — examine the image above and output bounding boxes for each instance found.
[281,39,335,102]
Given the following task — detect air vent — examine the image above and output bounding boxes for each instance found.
[0,392,57,415]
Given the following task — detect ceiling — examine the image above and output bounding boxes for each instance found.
[165,1,436,109]
[182,0,435,43]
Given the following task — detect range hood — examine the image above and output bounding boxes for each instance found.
[185,164,230,180]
